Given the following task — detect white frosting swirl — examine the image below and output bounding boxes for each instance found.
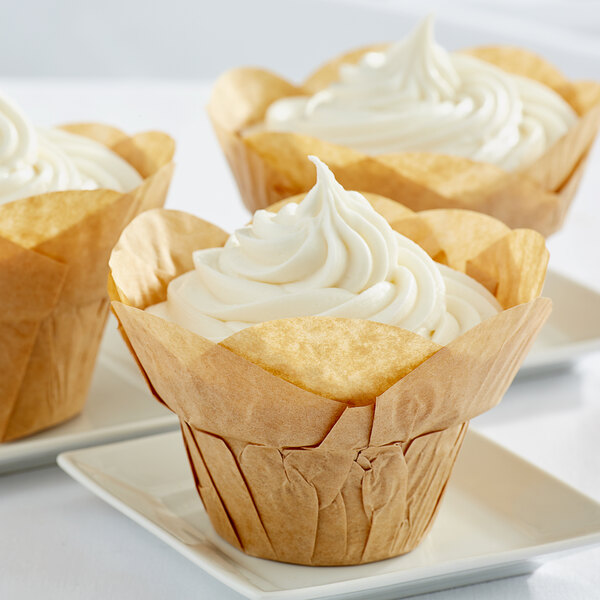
[264,16,577,170]
[0,91,142,205]
[147,156,500,344]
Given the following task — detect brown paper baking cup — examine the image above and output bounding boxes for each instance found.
[0,124,175,442]
[208,46,600,236]
[108,195,551,565]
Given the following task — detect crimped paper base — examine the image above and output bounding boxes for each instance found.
[112,296,549,566]
[0,124,175,442]
[208,46,600,236]
[181,418,468,565]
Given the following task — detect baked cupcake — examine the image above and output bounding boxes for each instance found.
[108,156,550,565]
[0,89,175,441]
[208,16,600,235]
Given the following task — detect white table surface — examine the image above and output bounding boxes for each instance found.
[1,77,600,600]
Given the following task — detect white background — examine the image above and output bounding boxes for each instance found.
[1,1,600,599]
[1,0,599,80]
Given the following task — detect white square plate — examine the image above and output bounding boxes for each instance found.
[58,429,600,600]
[0,319,178,474]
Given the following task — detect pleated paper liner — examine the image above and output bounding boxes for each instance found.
[108,196,551,565]
[208,46,600,236]
[0,124,175,442]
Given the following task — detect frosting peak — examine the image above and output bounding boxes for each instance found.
[335,16,460,105]
[219,156,397,293]
[264,17,577,170]
[147,157,501,343]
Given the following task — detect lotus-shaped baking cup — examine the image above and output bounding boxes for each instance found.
[0,124,175,442]
[208,46,600,237]
[108,196,551,565]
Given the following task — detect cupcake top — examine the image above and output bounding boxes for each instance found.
[264,16,577,170]
[0,90,143,205]
[147,156,500,343]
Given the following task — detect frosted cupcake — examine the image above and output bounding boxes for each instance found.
[0,89,175,441]
[208,16,600,235]
[109,156,551,565]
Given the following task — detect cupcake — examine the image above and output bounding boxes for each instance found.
[108,157,550,565]
[0,89,175,441]
[208,16,600,235]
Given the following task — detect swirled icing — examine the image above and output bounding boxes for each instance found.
[0,91,142,205]
[147,156,500,343]
[264,16,577,170]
